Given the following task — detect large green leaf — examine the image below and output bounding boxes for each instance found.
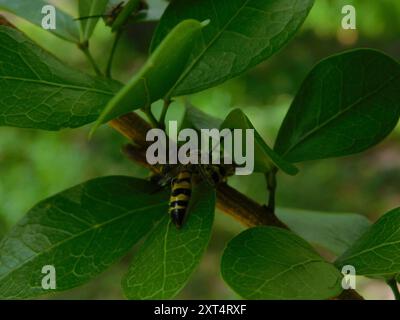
[151,0,314,96]
[277,208,371,256]
[0,176,168,299]
[122,182,215,299]
[336,207,400,278]
[92,19,206,131]
[275,49,400,162]
[220,109,298,175]
[79,0,109,41]
[0,0,79,42]
[221,227,343,300]
[0,26,121,130]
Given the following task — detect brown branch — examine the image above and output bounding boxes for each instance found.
[109,112,363,300]
[216,184,288,228]
[110,113,153,148]
[0,15,16,28]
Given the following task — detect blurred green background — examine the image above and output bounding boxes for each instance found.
[0,0,399,299]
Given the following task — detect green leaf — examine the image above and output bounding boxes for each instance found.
[151,0,314,96]
[276,208,371,256]
[336,207,400,278]
[122,182,215,299]
[92,19,206,131]
[0,26,121,130]
[220,109,298,175]
[0,215,6,241]
[221,227,343,300]
[181,104,223,131]
[79,0,109,41]
[0,176,169,299]
[0,0,79,42]
[275,49,400,162]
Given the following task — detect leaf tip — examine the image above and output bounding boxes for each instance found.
[88,122,100,139]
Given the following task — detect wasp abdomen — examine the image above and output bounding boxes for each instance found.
[169,170,192,228]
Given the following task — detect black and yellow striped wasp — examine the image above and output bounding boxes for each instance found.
[155,162,234,228]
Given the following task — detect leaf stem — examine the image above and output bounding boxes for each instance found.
[159,99,172,130]
[143,106,158,128]
[266,167,278,213]
[387,278,400,300]
[79,42,102,76]
[106,31,122,78]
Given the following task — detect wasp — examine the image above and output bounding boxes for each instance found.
[156,162,235,229]
[124,135,235,229]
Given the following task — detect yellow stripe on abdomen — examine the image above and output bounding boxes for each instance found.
[169,170,192,228]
